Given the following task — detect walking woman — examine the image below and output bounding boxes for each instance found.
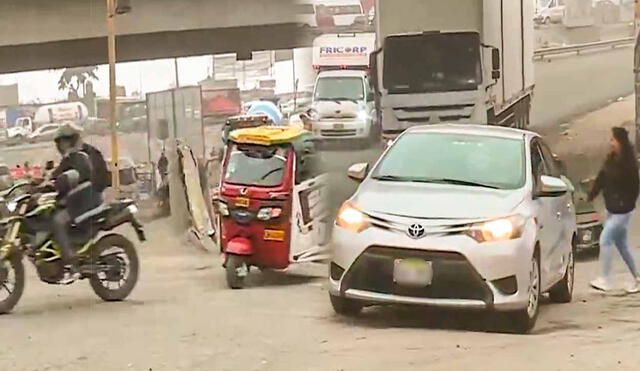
[589,127,640,293]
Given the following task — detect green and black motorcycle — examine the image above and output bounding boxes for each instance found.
[0,182,145,314]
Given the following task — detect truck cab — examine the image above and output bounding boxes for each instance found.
[372,0,534,140]
[7,117,33,142]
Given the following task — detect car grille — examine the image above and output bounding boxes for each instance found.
[342,246,493,304]
[320,129,357,137]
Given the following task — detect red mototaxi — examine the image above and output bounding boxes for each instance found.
[215,126,329,289]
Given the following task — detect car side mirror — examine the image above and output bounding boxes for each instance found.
[537,175,568,197]
[347,163,368,182]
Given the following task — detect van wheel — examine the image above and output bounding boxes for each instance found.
[330,294,363,316]
[549,240,575,303]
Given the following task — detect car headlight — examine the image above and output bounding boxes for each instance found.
[336,201,370,233]
[257,207,282,221]
[466,215,525,243]
[218,202,229,216]
[357,110,368,121]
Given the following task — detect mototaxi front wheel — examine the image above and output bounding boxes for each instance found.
[89,234,139,302]
[0,256,25,314]
[225,254,248,289]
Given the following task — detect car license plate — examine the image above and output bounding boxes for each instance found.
[235,197,249,208]
[333,123,344,129]
[264,229,285,241]
[393,259,433,287]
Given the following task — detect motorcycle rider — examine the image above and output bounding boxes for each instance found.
[50,123,102,281]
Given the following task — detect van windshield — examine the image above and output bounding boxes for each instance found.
[314,77,364,102]
[383,32,482,94]
[224,144,288,187]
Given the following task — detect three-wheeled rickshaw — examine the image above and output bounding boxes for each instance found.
[215,126,330,289]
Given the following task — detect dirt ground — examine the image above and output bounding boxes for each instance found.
[2,99,640,370]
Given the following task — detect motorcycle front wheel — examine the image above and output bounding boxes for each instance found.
[89,234,139,302]
[0,255,25,314]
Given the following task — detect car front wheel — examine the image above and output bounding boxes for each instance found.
[549,240,575,303]
[329,294,363,316]
[504,253,540,334]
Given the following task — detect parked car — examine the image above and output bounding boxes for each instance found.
[329,124,577,333]
[28,124,60,143]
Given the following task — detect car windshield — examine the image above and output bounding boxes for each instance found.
[372,132,526,190]
[314,77,364,102]
[224,144,288,187]
[383,32,482,94]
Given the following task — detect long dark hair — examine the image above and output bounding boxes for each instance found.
[609,127,637,172]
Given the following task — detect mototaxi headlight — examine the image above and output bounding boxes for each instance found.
[336,202,370,233]
[466,215,525,243]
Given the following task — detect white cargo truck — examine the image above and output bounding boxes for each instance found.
[371,0,535,140]
[309,33,378,145]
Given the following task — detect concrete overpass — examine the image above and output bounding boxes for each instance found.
[0,0,308,73]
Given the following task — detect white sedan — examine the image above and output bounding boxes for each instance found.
[329,124,577,333]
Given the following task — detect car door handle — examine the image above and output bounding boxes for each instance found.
[556,211,562,219]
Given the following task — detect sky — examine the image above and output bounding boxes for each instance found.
[0,55,299,105]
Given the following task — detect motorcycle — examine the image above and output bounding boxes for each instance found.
[0,181,146,314]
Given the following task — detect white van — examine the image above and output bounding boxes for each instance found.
[309,33,377,145]
[296,0,365,28]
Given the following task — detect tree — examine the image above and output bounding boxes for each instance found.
[58,66,99,100]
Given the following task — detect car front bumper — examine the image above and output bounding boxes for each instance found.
[329,222,538,311]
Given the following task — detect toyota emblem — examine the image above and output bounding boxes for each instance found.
[407,224,426,239]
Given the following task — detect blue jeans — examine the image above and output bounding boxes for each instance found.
[600,212,639,280]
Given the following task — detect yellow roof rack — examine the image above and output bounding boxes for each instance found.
[229,126,308,146]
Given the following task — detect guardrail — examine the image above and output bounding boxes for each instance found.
[534,37,634,59]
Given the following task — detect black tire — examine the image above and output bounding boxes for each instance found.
[504,252,540,334]
[0,256,25,314]
[549,240,575,303]
[329,294,363,316]
[225,254,247,289]
[89,234,139,302]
